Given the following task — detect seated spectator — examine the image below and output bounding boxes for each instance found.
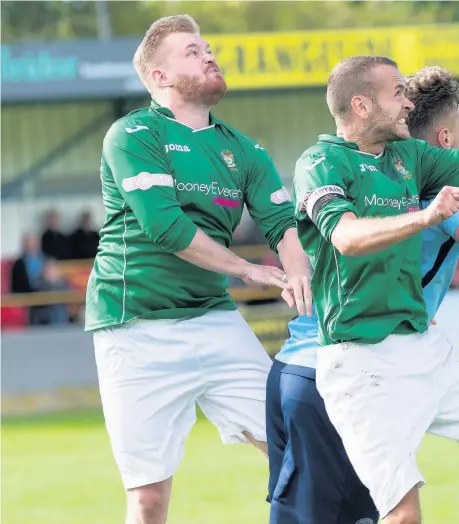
[35,259,70,325]
[11,233,44,293]
[41,209,70,260]
[69,211,99,259]
[11,233,45,325]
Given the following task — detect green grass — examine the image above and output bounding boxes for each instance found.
[2,409,459,524]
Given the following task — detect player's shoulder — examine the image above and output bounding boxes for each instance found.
[217,120,269,156]
[104,105,162,147]
[296,140,341,170]
[389,137,424,157]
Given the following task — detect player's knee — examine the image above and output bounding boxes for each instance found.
[384,488,421,524]
[127,481,171,522]
[136,488,165,514]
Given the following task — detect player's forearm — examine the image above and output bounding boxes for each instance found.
[175,228,250,279]
[277,228,312,277]
[332,211,429,256]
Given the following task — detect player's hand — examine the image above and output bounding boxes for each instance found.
[239,263,289,290]
[280,274,313,317]
[423,186,459,227]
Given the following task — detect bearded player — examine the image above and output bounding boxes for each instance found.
[85,14,311,524]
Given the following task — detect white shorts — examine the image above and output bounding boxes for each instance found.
[315,328,459,519]
[93,310,272,489]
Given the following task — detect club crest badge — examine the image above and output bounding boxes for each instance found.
[393,156,412,179]
[221,149,237,170]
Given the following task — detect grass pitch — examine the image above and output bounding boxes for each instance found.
[2,409,458,523]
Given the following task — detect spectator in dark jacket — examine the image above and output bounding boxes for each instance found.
[11,233,44,293]
[41,209,70,260]
[11,233,45,325]
[69,211,99,259]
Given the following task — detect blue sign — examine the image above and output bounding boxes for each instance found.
[2,46,79,83]
[1,38,146,103]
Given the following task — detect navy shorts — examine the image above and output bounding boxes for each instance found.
[266,360,379,524]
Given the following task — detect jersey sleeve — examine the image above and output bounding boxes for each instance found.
[293,152,358,241]
[244,144,296,252]
[103,123,197,253]
[415,139,459,199]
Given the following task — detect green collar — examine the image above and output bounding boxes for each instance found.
[150,99,220,126]
[318,134,391,158]
[318,134,360,150]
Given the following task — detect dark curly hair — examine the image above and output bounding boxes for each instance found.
[405,66,459,140]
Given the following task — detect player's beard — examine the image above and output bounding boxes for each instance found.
[175,73,227,106]
[367,103,409,143]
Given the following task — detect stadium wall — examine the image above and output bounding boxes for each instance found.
[2,327,99,414]
[1,101,112,192]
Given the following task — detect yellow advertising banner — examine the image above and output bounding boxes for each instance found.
[209,24,459,90]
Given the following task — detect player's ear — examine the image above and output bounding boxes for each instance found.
[152,68,173,89]
[438,127,451,149]
[350,95,371,119]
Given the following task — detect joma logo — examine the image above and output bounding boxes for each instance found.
[359,163,379,173]
[165,144,191,153]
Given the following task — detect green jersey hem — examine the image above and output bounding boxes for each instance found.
[85,301,238,332]
[317,319,428,346]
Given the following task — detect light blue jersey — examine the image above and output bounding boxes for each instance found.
[420,201,459,322]
[277,203,459,368]
[275,307,319,368]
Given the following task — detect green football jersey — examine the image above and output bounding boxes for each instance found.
[294,134,459,346]
[85,101,295,331]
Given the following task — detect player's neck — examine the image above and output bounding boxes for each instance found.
[172,104,211,130]
[337,127,387,156]
[156,95,211,130]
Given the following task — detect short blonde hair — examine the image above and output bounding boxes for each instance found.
[133,15,200,92]
[327,56,398,120]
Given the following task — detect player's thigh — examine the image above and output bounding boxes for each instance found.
[196,310,272,444]
[93,320,204,488]
[266,361,287,502]
[428,341,459,441]
[315,334,441,519]
[270,365,376,524]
